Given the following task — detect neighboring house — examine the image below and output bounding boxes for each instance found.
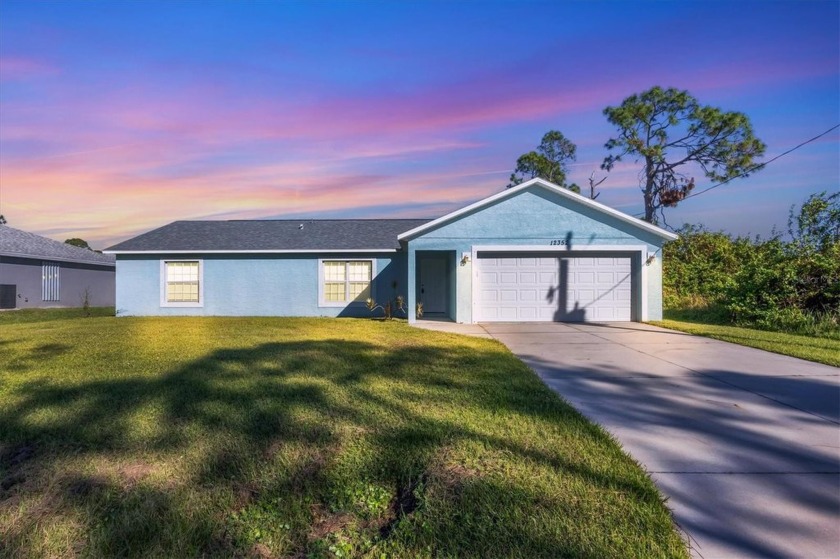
[0,226,116,309]
[105,179,677,323]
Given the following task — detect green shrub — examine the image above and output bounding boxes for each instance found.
[663,192,839,337]
[662,224,751,309]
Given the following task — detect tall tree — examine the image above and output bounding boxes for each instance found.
[0,215,6,225]
[65,238,92,250]
[601,86,766,224]
[508,130,579,191]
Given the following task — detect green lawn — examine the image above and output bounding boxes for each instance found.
[0,314,687,558]
[651,317,840,367]
[0,306,115,324]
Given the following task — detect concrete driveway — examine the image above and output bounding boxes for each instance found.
[431,321,840,558]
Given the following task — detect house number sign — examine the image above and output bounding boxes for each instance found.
[549,239,567,245]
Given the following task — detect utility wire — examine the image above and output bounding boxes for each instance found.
[684,123,840,200]
[631,123,840,217]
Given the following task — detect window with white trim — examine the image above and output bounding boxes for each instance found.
[162,260,202,306]
[320,260,372,305]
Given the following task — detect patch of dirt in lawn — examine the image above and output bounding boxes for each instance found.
[248,542,274,558]
[307,504,357,542]
[0,442,37,496]
[1,443,36,468]
[117,463,154,487]
[66,475,110,498]
[377,474,427,539]
[232,481,261,509]
[424,446,482,501]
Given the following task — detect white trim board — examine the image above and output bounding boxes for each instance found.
[472,244,649,254]
[1,251,115,267]
[106,249,398,255]
[397,178,678,242]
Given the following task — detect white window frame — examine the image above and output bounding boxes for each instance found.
[318,259,375,307]
[160,259,204,307]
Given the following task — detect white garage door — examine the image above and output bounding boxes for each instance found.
[476,253,633,322]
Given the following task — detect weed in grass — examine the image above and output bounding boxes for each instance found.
[333,481,388,517]
[228,498,292,550]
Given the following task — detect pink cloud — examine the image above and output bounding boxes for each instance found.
[0,56,56,80]
[0,141,502,247]
[2,21,835,248]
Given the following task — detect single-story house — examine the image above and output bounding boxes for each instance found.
[105,178,677,323]
[0,225,116,309]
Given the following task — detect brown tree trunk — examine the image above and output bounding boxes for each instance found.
[644,156,656,223]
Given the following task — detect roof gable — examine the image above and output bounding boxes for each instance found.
[397,178,677,241]
[0,226,115,266]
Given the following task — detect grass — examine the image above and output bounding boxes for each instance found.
[0,306,115,324]
[662,306,840,340]
[0,313,687,558]
[653,311,840,367]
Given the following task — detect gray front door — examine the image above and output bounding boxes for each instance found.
[419,257,447,314]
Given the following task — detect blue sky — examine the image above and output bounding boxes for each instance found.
[0,0,837,246]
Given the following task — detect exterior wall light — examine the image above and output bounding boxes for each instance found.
[461,252,471,265]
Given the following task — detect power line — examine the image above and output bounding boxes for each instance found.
[684,123,840,200]
[631,123,840,217]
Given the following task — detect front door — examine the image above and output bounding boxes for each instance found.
[419,257,447,314]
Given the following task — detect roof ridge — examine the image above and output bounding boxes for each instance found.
[224,218,434,222]
[166,218,434,223]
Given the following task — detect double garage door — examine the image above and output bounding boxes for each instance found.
[476,252,634,322]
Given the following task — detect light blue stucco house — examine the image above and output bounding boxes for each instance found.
[105,179,677,323]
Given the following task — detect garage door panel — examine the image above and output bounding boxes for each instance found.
[481,289,498,302]
[477,252,633,322]
[519,289,537,302]
[500,290,517,302]
[577,271,596,283]
[500,307,518,320]
[577,289,596,302]
[519,307,537,320]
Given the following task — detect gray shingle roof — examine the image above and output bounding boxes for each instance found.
[0,226,115,266]
[104,219,432,252]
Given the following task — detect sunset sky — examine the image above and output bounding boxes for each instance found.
[1,0,838,249]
